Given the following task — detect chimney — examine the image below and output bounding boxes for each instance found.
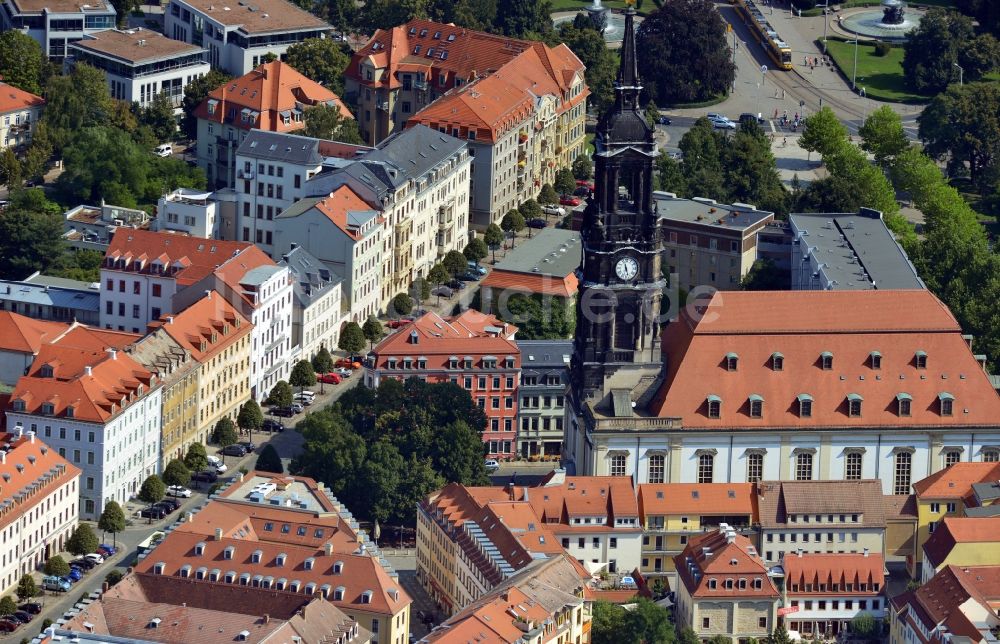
[263,614,270,624]
[84,365,93,376]
[166,316,174,324]
[1,452,5,464]
[797,549,803,558]
[28,431,34,444]
[186,511,194,522]
[325,542,333,556]
[102,582,110,593]
[215,527,223,540]
[205,290,212,300]
[863,548,869,558]
[107,348,117,360]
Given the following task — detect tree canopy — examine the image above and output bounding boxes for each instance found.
[15,575,37,601]
[267,381,294,408]
[919,82,1000,191]
[494,292,575,339]
[0,193,66,280]
[590,598,677,644]
[636,0,735,105]
[312,346,335,374]
[303,104,364,144]
[255,444,284,473]
[556,19,616,111]
[289,359,317,391]
[184,443,209,473]
[138,475,166,503]
[162,458,192,487]
[860,105,910,169]
[212,417,238,447]
[44,556,70,577]
[181,70,231,139]
[554,168,576,196]
[98,500,126,545]
[464,238,488,265]
[285,38,352,96]
[66,524,100,556]
[339,321,366,353]
[0,31,45,95]
[903,8,999,94]
[444,249,469,277]
[237,400,264,433]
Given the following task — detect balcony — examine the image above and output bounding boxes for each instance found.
[414,80,428,91]
[377,101,390,111]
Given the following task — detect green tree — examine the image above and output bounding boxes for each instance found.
[443,249,469,278]
[500,210,526,248]
[799,106,849,160]
[357,438,405,524]
[44,556,70,577]
[0,595,16,615]
[289,359,317,395]
[0,31,44,95]
[50,248,103,283]
[554,167,576,195]
[741,258,789,290]
[285,38,352,96]
[338,321,366,354]
[623,597,676,644]
[138,475,166,503]
[0,148,22,189]
[557,21,616,111]
[768,624,793,644]
[637,0,735,105]
[162,458,192,487]
[237,400,264,435]
[292,410,368,498]
[484,224,505,262]
[411,277,431,304]
[860,105,910,169]
[499,293,575,339]
[850,612,878,638]
[41,63,115,154]
[679,627,701,644]
[183,443,209,473]
[15,575,37,602]
[97,501,126,547]
[65,524,100,557]
[181,70,231,139]
[254,443,284,473]
[322,0,359,30]
[212,417,238,448]
[428,262,450,286]
[463,238,488,266]
[591,601,627,644]
[496,0,551,37]
[903,8,997,94]
[138,92,177,143]
[655,153,687,194]
[724,121,787,214]
[362,315,386,349]
[428,0,496,31]
[571,154,593,181]
[303,104,363,144]
[104,569,124,588]
[0,204,65,280]
[21,121,52,184]
[390,293,413,316]
[919,82,1000,191]
[361,0,429,31]
[109,0,140,26]
[538,183,559,205]
[312,346,335,375]
[267,380,295,408]
[678,118,726,200]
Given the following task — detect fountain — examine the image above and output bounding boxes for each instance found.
[586,0,609,34]
[840,0,923,43]
[551,1,635,46]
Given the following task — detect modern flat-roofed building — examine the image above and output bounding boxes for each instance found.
[516,340,571,459]
[163,0,330,76]
[68,27,209,109]
[789,208,924,291]
[0,0,115,59]
[0,274,100,325]
[63,201,150,251]
[0,81,45,151]
[154,188,219,238]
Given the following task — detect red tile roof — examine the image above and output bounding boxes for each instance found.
[105,229,254,287]
[0,312,68,354]
[371,310,519,366]
[912,462,1000,500]
[922,517,1000,568]
[652,290,1000,428]
[153,292,251,363]
[195,61,351,133]
[0,432,80,531]
[510,473,639,531]
[783,552,885,594]
[480,269,579,298]
[301,185,378,240]
[638,483,756,518]
[673,529,779,599]
[897,565,1000,642]
[0,82,44,114]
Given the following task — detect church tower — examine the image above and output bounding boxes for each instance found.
[571,5,665,407]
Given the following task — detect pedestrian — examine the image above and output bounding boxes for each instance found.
[781,89,785,99]
[773,108,778,119]
[794,112,799,121]
[782,137,787,147]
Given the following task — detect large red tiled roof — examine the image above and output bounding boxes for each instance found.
[195,61,351,133]
[510,473,639,531]
[371,310,519,367]
[480,269,579,298]
[305,185,377,240]
[0,312,68,354]
[673,529,779,599]
[105,229,253,287]
[638,483,756,518]
[912,462,1000,500]
[0,432,80,531]
[651,290,1000,428]
[0,82,44,114]
[900,565,1000,640]
[783,552,885,594]
[922,517,1000,568]
[153,292,251,362]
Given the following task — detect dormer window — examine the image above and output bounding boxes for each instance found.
[224,546,235,560]
[797,393,813,418]
[333,561,343,574]
[387,358,397,370]
[304,557,315,570]
[896,393,912,417]
[39,364,53,378]
[938,392,954,416]
[334,586,345,600]
[251,549,262,563]
[725,353,738,371]
[12,399,24,411]
[707,395,721,419]
[748,394,763,418]
[361,590,373,604]
[707,579,717,589]
[771,353,783,371]
[847,393,863,417]
[820,351,833,370]
[870,351,882,369]
[915,350,927,369]
[448,357,458,369]
[65,406,74,419]
[41,403,54,416]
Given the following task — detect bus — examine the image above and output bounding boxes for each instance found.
[732,0,793,70]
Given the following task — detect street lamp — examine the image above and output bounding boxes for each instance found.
[849,39,860,90]
[953,62,964,86]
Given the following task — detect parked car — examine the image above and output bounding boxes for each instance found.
[738,112,758,126]
[385,318,412,329]
[467,262,488,276]
[572,185,590,197]
[140,505,168,520]
[71,557,97,570]
[291,402,304,414]
[657,115,672,125]
[19,603,42,615]
[332,367,352,377]
[446,279,466,290]
[60,574,77,586]
[541,204,565,216]
[221,444,247,457]
[431,285,454,298]
[559,195,581,206]
[526,218,547,229]
[238,440,257,452]
[166,485,192,498]
[335,358,362,369]
[709,116,736,129]
[318,372,342,385]
[156,498,181,512]
[0,619,19,632]
[269,406,295,417]
[294,391,315,403]
[262,419,285,433]
[63,568,81,581]
[214,461,229,473]
[457,271,482,282]
[154,143,172,157]
[11,610,33,624]
[484,459,500,472]
[191,470,218,484]
[84,553,105,565]
[99,543,117,556]
[42,576,71,592]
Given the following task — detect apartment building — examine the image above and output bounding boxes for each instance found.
[756,480,887,566]
[516,340,571,459]
[781,551,886,639]
[637,483,755,581]
[673,527,781,641]
[420,553,592,644]
[653,191,775,294]
[163,0,330,76]
[365,310,520,457]
[64,201,149,251]
[6,326,161,519]
[891,565,1000,644]
[0,0,115,59]
[127,328,199,468]
[153,292,251,445]
[921,517,1000,584]
[279,245,343,362]
[68,27,209,109]
[0,311,69,386]
[0,82,44,151]
[194,61,352,189]
[0,429,79,594]
[0,274,100,326]
[273,186,382,322]
[154,188,219,238]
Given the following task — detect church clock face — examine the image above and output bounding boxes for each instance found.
[615,257,638,281]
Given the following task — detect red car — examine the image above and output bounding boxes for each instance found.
[559,195,581,206]
[386,318,413,329]
[318,372,343,385]
[575,179,594,189]
[334,358,362,369]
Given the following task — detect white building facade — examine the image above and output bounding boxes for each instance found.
[280,245,343,363]
[0,0,115,59]
[154,188,219,238]
[0,82,45,151]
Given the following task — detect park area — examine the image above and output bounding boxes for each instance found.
[823,39,929,103]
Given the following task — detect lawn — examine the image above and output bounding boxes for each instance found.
[549,0,638,13]
[824,39,931,104]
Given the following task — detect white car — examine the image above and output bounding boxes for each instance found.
[206,454,222,467]
[214,462,228,474]
[333,367,352,377]
[166,485,192,498]
[484,459,500,472]
[709,116,736,129]
[153,143,172,157]
[85,553,105,565]
[542,205,565,216]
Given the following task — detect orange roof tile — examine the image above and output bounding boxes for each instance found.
[156,292,251,362]
[0,432,80,531]
[651,290,1000,428]
[0,82,44,114]
[511,474,639,531]
[105,229,253,287]
[673,530,779,599]
[0,312,68,354]
[783,552,885,594]
[371,310,519,368]
[912,462,1000,499]
[308,185,378,240]
[195,61,351,133]
[480,269,579,298]
[638,483,756,518]
[899,565,1000,640]
[923,517,1000,568]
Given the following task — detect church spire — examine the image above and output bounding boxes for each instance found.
[617,5,639,91]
